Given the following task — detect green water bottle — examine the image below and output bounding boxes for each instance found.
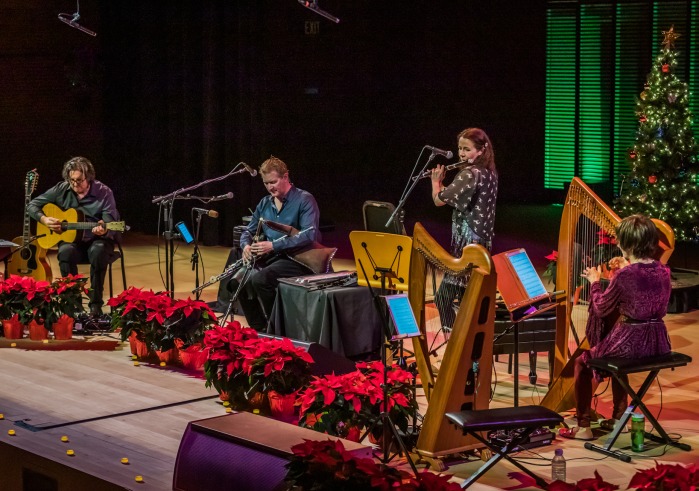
[631,413,645,452]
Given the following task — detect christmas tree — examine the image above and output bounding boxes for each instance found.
[615,26,699,241]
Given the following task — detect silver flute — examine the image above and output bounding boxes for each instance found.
[412,158,474,181]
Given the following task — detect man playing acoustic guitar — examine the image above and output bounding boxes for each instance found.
[27,157,120,317]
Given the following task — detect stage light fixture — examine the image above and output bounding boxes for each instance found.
[58,0,97,37]
[297,0,340,24]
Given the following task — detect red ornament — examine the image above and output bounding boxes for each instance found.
[639,115,647,123]
[648,175,657,184]
[629,151,637,159]
[662,64,670,73]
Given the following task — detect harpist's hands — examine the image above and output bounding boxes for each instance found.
[608,256,629,270]
[581,265,602,283]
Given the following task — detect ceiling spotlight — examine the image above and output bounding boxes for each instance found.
[58,0,97,37]
[298,0,340,24]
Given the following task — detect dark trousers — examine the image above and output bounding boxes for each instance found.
[574,354,628,427]
[57,239,113,310]
[230,256,310,331]
[435,274,468,330]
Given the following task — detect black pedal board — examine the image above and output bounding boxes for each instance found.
[488,427,555,453]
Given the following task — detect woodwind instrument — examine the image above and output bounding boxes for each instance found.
[412,158,474,181]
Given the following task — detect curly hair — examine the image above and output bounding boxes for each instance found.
[62,156,96,182]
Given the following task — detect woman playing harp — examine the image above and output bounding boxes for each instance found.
[430,127,498,331]
[559,214,672,440]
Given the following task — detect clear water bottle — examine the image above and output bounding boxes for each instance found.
[631,413,645,452]
[551,448,566,482]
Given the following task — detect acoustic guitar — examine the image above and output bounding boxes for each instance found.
[8,169,53,281]
[36,204,127,249]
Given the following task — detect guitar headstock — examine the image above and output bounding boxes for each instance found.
[25,169,39,197]
[106,221,127,232]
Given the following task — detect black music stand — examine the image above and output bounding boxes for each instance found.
[492,249,563,407]
[355,259,419,479]
[0,240,19,279]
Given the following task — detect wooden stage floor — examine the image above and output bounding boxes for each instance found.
[1,232,698,490]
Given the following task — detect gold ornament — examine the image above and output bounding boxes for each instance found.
[661,26,680,49]
[639,194,648,203]
[640,90,648,100]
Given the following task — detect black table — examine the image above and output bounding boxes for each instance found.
[269,282,383,358]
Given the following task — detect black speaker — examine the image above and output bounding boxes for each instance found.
[173,412,371,491]
[258,333,356,376]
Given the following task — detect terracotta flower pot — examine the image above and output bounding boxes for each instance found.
[155,347,179,365]
[53,314,74,340]
[179,344,207,370]
[28,320,48,341]
[268,390,298,422]
[2,315,24,339]
[128,331,151,359]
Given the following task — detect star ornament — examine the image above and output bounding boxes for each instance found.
[661,26,681,49]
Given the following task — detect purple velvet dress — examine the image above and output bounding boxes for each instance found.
[582,261,672,371]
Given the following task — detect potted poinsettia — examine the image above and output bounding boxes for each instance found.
[158,298,218,368]
[107,287,172,359]
[298,361,417,443]
[240,336,314,420]
[0,275,42,339]
[49,274,88,339]
[203,320,261,409]
[285,439,461,491]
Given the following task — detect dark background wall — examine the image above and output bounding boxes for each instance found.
[0,1,547,247]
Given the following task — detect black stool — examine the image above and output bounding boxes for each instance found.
[585,351,692,462]
[445,406,562,489]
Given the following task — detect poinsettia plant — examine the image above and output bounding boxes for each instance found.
[543,250,558,285]
[159,298,217,349]
[547,462,699,491]
[50,274,88,318]
[0,275,53,325]
[203,320,261,408]
[298,361,417,441]
[285,439,460,491]
[107,287,172,347]
[240,336,314,396]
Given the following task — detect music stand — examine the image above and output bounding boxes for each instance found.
[349,231,412,293]
[0,240,19,280]
[492,248,561,406]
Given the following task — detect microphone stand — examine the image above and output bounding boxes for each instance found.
[152,163,246,297]
[192,210,206,300]
[385,150,437,229]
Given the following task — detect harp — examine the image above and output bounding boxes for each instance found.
[408,223,497,456]
[541,178,675,412]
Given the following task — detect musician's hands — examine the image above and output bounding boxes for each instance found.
[92,220,107,236]
[242,245,253,262]
[430,164,445,184]
[608,256,629,271]
[40,215,63,232]
[251,241,273,256]
[581,265,602,283]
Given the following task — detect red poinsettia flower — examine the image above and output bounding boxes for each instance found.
[545,250,558,261]
[597,229,617,246]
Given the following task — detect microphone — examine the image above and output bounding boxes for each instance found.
[241,162,258,177]
[210,192,235,202]
[425,145,454,159]
[297,0,340,23]
[58,14,97,36]
[192,208,219,218]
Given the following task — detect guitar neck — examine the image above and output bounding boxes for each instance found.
[63,222,108,231]
[22,194,32,246]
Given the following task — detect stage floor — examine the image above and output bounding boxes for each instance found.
[1,232,698,490]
